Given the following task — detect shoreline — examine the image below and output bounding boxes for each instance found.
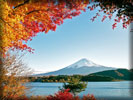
[28,80,133,83]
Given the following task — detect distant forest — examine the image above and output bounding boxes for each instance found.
[29,69,133,82]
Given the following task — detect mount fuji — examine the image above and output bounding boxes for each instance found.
[36,58,116,76]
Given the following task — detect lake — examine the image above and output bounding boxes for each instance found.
[26,81,133,99]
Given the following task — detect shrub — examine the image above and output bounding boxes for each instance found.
[47,89,77,100]
[82,94,96,100]
[27,96,47,100]
[2,91,96,100]
[1,52,32,99]
[47,89,96,100]
[62,78,87,96]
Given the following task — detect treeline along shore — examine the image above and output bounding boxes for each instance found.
[28,69,133,82]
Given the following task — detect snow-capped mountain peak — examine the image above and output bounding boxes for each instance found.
[67,58,98,68]
[35,58,116,76]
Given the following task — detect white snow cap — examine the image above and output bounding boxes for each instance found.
[67,58,99,68]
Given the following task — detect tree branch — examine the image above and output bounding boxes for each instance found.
[0,17,21,32]
[26,10,40,15]
[14,0,30,9]
[26,8,49,15]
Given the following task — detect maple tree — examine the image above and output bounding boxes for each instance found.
[89,0,133,29]
[0,0,88,98]
[0,0,132,55]
[0,0,88,56]
[0,0,132,97]
[0,1,132,97]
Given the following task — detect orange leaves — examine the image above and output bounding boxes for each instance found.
[2,53,31,98]
[0,0,90,55]
[108,14,112,20]
[47,89,74,100]
[1,0,132,55]
[47,89,96,100]
[89,0,132,29]
[91,13,100,22]
[88,6,94,11]
[101,15,107,22]
[82,94,96,100]
[112,23,117,30]
[123,23,127,29]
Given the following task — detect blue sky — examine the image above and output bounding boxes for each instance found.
[23,9,129,73]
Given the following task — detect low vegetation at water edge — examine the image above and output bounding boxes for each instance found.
[3,89,96,100]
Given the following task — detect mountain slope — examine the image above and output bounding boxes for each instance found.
[90,68,133,80]
[35,58,116,76]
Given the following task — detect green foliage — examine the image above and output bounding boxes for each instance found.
[81,75,115,81]
[90,69,133,80]
[29,68,133,83]
[62,78,87,96]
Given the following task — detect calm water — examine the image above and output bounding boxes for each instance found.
[26,81,133,98]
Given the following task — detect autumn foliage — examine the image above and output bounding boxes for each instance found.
[1,53,31,99]
[47,89,74,100]
[47,89,96,100]
[0,0,88,55]
[0,0,132,99]
[0,1,132,99]
[82,94,96,100]
[89,0,133,29]
[3,89,96,100]
[0,0,132,55]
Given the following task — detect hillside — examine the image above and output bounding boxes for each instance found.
[29,68,133,82]
[90,68,133,80]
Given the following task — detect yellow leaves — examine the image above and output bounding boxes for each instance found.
[0,2,27,54]
[0,0,90,55]
[2,53,31,97]
[1,2,35,53]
